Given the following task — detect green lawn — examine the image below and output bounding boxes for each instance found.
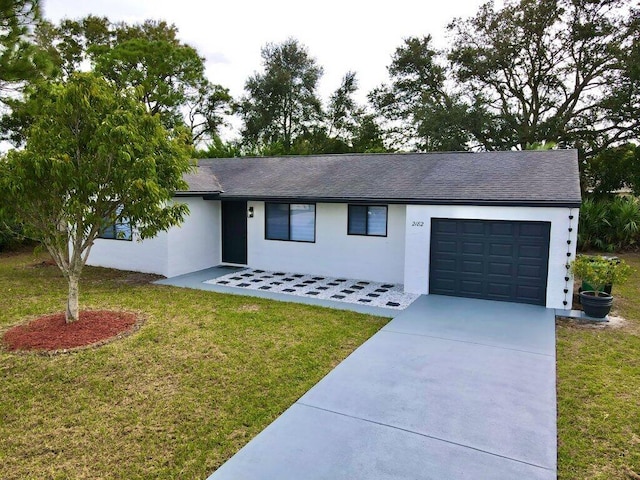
[557,252,640,479]
[2,249,640,479]
[0,250,388,479]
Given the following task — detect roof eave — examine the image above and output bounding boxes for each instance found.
[175,191,222,197]
[203,194,581,208]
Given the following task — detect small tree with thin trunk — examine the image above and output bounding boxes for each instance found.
[0,73,193,323]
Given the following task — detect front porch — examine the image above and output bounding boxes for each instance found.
[154,266,418,317]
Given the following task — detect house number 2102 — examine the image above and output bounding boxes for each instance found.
[412,221,424,227]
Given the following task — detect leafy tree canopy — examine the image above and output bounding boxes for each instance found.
[239,41,386,156]
[583,143,640,197]
[374,0,639,160]
[0,0,50,101]
[447,0,637,155]
[371,35,470,151]
[0,73,193,322]
[239,38,324,153]
[93,20,207,128]
[3,15,231,145]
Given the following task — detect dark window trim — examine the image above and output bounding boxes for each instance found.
[264,202,316,243]
[347,204,388,237]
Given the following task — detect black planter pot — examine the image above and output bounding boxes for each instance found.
[579,291,613,319]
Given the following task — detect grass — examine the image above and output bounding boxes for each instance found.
[557,252,640,479]
[3,249,640,479]
[0,250,388,479]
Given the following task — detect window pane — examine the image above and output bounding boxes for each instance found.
[290,204,315,242]
[266,203,290,240]
[100,224,116,239]
[367,206,387,236]
[348,205,367,235]
[115,221,132,240]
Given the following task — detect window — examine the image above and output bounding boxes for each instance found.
[99,208,132,241]
[265,203,315,242]
[348,205,387,237]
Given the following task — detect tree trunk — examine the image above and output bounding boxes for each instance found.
[66,273,80,323]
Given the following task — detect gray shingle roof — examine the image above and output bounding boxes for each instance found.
[180,150,581,207]
[182,163,223,193]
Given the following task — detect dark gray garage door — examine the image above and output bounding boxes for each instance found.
[429,219,551,306]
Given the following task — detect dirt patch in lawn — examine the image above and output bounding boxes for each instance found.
[27,259,57,268]
[2,310,142,354]
[556,314,628,330]
[117,272,165,285]
[236,304,261,313]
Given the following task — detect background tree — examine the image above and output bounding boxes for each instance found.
[584,144,640,197]
[326,71,359,145]
[195,136,243,158]
[597,9,640,150]
[94,20,209,129]
[186,82,233,145]
[284,71,387,155]
[239,38,323,153]
[0,0,49,105]
[447,0,638,155]
[324,71,386,153]
[371,35,470,151]
[0,73,193,322]
[350,113,387,153]
[35,15,111,78]
[3,16,232,145]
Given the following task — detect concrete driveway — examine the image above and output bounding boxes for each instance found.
[208,295,557,479]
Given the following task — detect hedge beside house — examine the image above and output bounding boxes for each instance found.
[578,197,640,252]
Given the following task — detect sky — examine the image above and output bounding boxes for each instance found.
[42,0,488,105]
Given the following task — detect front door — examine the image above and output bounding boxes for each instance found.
[221,201,247,265]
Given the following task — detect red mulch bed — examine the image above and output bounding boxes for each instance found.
[2,310,138,352]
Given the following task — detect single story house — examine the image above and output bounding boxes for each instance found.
[87,150,581,309]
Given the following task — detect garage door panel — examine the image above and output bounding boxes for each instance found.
[435,240,457,253]
[519,245,544,258]
[461,242,484,254]
[434,221,458,234]
[461,260,484,274]
[486,275,515,285]
[431,278,456,293]
[460,279,484,296]
[490,223,514,235]
[487,282,513,297]
[516,285,543,301]
[489,243,514,256]
[517,264,542,278]
[430,219,550,306]
[488,262,512,276]
[432,258,457,272]
[462,222,485,235]
[519,224,547,237]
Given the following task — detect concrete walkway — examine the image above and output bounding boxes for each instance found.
[208,295,557,480]
[155,267,397,318]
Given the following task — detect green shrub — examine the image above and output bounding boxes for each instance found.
[571,255,632,293]
[0,207,26,252]
[578,196,640,251]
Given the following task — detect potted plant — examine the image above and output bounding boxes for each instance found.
[571,255,632,319]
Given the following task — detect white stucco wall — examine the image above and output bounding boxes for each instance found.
[87,230,169,275]
[167,198,220,277]
[403,205,579,309]
[87,197,220,277]
[245,202,406,284]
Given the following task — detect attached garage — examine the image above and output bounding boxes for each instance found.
[429,219,551,306]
